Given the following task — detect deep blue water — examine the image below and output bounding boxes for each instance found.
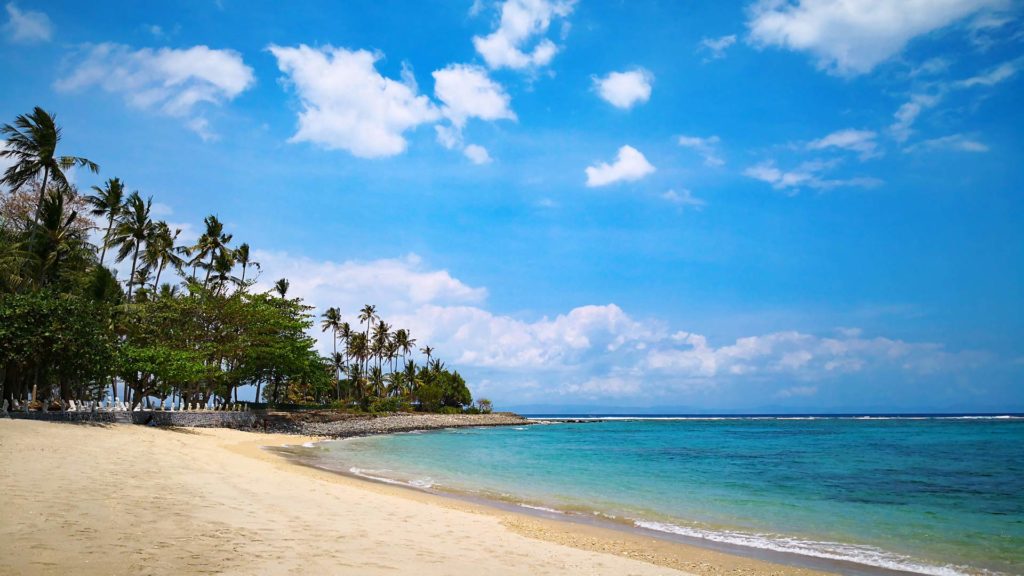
[293,416,1024,575]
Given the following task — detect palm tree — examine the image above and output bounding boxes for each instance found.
[273,277,289,298]
[108,191,153,300]
[192,215,232,288]
[321,307,342,388]
[141,221,182,291]
[27,189,85,286]
[0,107,99,223]
[371,319,390,371]
[235,243,259,284]
[84,177,125,265]
[358,304,376,372]
[394,329,416,367]
[328,352,345,400]
[338,321,352,384]
[420,345,434,365]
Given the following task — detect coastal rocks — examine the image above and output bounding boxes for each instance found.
[259,412,533,438]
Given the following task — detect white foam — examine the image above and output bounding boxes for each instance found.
[634,520,983,576]
[517,503,564,514]
[301,441,317,448]
[348,467,435,490]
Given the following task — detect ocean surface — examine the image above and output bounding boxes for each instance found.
[284,415,1024,575]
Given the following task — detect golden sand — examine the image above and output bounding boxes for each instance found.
[0,420,831,575]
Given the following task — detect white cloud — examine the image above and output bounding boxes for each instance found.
[699,34,737,60]
[889,93,940,143]
[186,117,217,142]
[807,129,880,160]
[747,0,1006,75]
[661,189,706,209]
[957,58,1022,88]
[584,145,656,187]
[677,135,724,167]
[4,2,51,43]
[744,160,882,193]
[464,144,492,164]
[55,43,254,128]
[593,68,654,109]
[248,250,988,405]
[255,252,487,317]
[269,44,440,158]
[433,63,516,127]
[908,134,989,153]
[473,0,575,70]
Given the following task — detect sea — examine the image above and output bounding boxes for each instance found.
[278,415,1024,575]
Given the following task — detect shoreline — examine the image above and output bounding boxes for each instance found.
[0,418,833,575]
[279,433,923,576]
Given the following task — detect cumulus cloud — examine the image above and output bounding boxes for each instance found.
[593,68,654,109]
[269,44,440,158]
[473,0,575,70]
[744,160,882,193]
[249,250,990,405]
[584,145,656,187]
[433,63,516,127]
[747,0,1005,75]
[463,143,492,164]
[907,134,989,153]
[807,129,880,160]
[55,43,254,132]
[677,135,724,167]
[4,2,51,43]
[699,34,737,60]
[661,189,706,209]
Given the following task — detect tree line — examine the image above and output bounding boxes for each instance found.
[0,107,487,414]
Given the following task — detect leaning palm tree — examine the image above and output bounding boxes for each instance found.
[84,177,125,265]
[235,242,259,284]
[108,191,153,300]
[0,107,99,223]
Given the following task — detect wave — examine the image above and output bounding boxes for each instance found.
[348,467,435,489]
[633,520,986,576]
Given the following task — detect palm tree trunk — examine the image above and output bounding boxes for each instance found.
[34,165,50,224]
[240,263,247,284]
[203,253,214,288]
[127,246,140,300]
[100,216,114,265]
[153,257,165,291]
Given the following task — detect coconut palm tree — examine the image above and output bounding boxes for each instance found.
[371,319,390,371]
[420,345,434,365]
[27,189,86,286]
[192,215,232,288]
[338,321,352,383]
[394,329,416,367]
[273,277,289,298]
[358,304,376,372]
[321,307,342,387]
[84,177,125,265]
[235,243,259,285]
[141,221,182,291]
[108,191,153,300]
[0,107,99,223]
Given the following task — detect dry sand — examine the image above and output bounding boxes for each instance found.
[0,420,830,575]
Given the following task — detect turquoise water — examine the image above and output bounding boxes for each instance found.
[293,417,1024,575]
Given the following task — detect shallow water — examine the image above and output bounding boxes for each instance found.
[294,416,1024,575]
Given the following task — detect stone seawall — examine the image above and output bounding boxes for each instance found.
[4,410,257,428]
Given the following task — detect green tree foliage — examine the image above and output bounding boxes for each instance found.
[0,106,480,413]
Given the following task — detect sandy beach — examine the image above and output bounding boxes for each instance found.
[0,420,830,575]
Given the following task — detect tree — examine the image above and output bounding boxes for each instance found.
[273,278,289,298]
[0,107,98,223]
[108,191,153,300]
[235,243,259,285]
[420,345,434,365]
[358,304,376,372]
[193,215,232,289]
[141,221,183,291]
[84,178,125,265]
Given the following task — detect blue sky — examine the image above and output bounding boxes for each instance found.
[2,0,1022,412]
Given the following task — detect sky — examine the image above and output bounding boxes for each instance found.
[1,0,1022,413]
